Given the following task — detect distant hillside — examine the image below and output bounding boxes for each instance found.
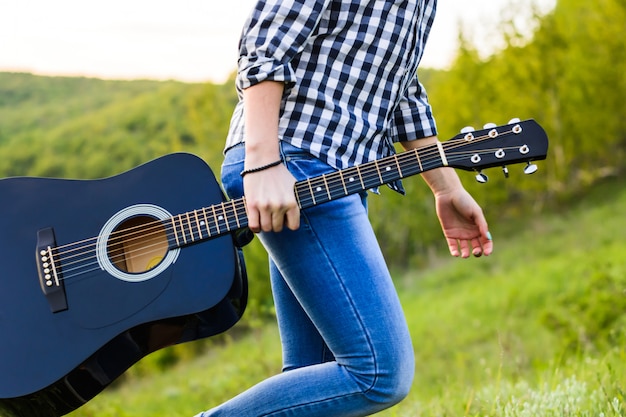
[0,72,237,179]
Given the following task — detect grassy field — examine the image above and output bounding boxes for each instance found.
[68,178,626,417]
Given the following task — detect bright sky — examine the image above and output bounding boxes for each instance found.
[0,0,555,83]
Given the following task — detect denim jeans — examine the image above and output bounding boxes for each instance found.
[195,142,414,417]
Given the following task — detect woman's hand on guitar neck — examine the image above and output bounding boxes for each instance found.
[243,163,300,233]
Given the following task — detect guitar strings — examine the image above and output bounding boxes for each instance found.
[53,130,502,283]
[53,129,504,283]
[50,128,519,284]
[53,199,249,283]
[295,127,521,207]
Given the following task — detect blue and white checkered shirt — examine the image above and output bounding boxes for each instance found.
[225,0,438,172]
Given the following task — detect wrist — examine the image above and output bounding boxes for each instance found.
[240,158,284,177]
[244,140,281,167]
[422,167,465,196]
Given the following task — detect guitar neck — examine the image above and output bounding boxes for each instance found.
[164,143,445,249]
[295,142,445,209]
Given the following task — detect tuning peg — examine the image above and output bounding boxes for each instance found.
[502,166,509,178]
[524,162,538,175]
[483,123,497,129]
[508,117,521,124]
[460,126,475,133]
[475,172,489,183]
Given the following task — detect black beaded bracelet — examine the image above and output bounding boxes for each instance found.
[240,159,283,177]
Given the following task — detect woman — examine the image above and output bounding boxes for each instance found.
[195,0,493,415]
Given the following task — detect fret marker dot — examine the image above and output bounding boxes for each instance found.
[349,177,355,182]
[200,221,206,226]
[316,186,322,192]
[218,216,224,221]
[386,167,391,171]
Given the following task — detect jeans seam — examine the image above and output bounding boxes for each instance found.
[297,207,380,395]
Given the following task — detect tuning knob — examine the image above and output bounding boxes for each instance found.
[460,126,475,133]
[483,123,497,129]
[508,117,521,124]
[524,162,538,174]
[475,172,489,183]
[502,166,509,178]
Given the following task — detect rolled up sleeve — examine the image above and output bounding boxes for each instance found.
[389,75,438,142]
[237,0,331,90]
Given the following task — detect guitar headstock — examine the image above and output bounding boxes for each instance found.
[444,118,548,182]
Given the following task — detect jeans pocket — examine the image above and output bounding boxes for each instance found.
[279,142,336,182]
[220,143,246,200]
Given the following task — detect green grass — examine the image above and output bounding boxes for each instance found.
[68,178,626,416]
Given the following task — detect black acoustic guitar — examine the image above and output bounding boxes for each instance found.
[0,119,547,417]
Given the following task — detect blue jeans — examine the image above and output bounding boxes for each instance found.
[195,142,414,416]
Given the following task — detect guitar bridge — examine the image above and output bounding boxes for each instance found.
[36,227,68,313]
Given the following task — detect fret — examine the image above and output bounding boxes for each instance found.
[220,202,236,231]
[354,164,365,190]
[235,200,248,229]
[170,216,181,247]
[360,164,380,190]
[186,213,196,242]
[414,148,423,172]
[308,175,334,205]
[212,205,222,235]
[325,171,347,201]
[321,174,332,201]
[201,208,211,237]
[342,166,364,195]
[294,188,302,208]
[193,212,201,240]
[373,160,384,185]
[338,170,348,196]
[377,159,402,184]
[192,210,203,240]
[215,202,230,233]
[205,206,219,236]
[394,154,404,178]
[306,179,317,205]
[231,200,241,229]
[177,215,187,245]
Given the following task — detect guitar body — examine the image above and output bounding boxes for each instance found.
[0,153,247,417]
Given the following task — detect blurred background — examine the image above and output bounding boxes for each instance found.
[0,0,624,415]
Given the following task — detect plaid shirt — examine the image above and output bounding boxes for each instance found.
[225,0,438,173]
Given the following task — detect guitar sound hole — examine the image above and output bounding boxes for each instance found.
[106,215,169,274]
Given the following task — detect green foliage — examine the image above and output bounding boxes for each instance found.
[426,0,626,199]
[541,265,626,355]
[1,0,625,394]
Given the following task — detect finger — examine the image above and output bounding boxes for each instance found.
[259,206,276,233]
[458,239,471,258]
[472,237,483,257]
[481,231,494,256]
[285,207,301,231]
[447,238,461,257]
[271,210,285,232]
[247,208,261,233]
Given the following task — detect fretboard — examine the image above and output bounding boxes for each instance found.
[295,142,445,209]
[163,142,446,249]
